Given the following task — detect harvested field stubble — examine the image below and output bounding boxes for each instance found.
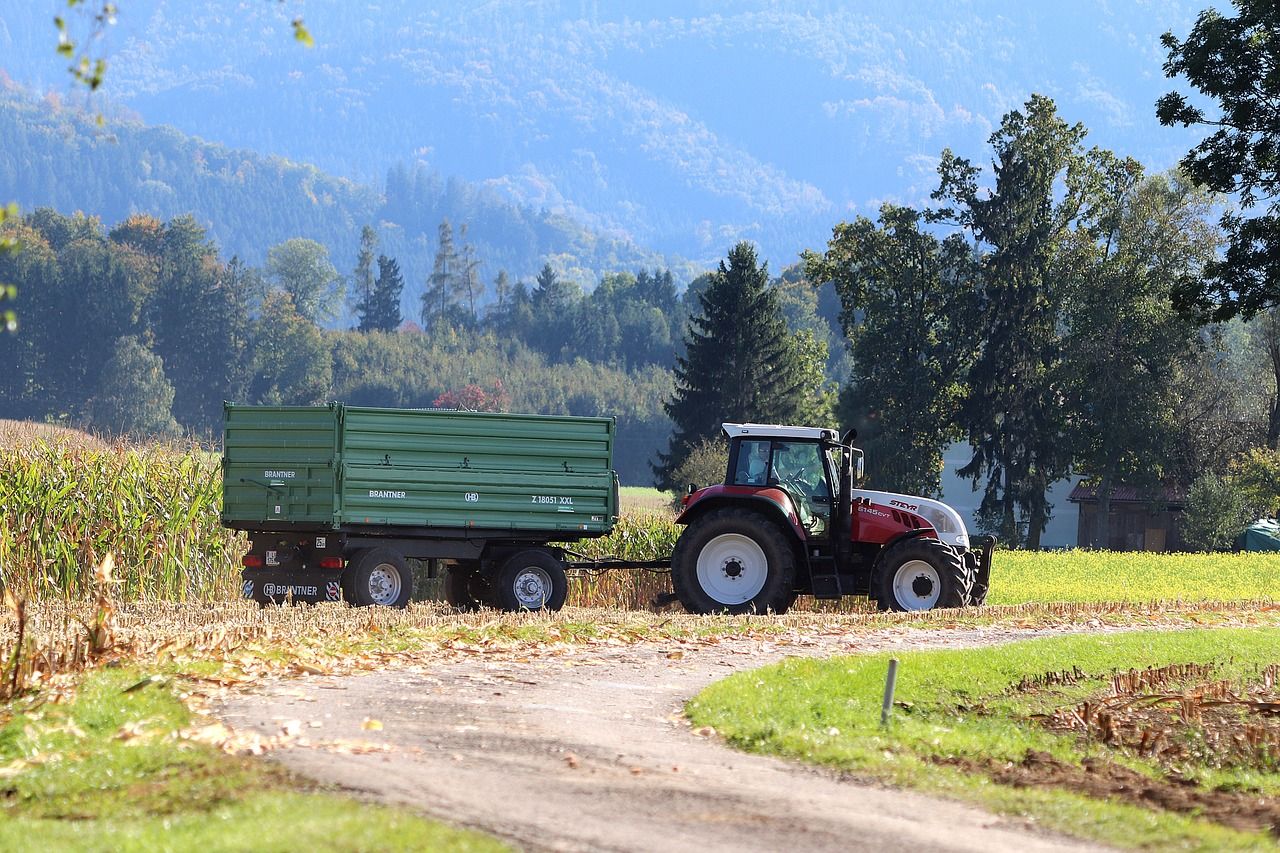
[1033,661,1280,772]
[3,598,1279,710]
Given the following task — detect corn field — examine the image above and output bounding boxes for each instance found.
[0,441,243,601]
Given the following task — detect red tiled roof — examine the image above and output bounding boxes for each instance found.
[1068,482,1186,506]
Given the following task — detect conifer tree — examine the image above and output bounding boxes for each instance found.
[931,94,1096,547]
[364,255,404,332]
[352,225,378,330]
[658,242,808,486]
[421,219,462,331]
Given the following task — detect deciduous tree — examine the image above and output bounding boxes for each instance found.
[806,204,977,496]
[1158,0,1280,320]
[87,335,181,439]
[1062,167,1218,547]
[265,238,342,325]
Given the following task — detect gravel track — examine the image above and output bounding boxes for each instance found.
[220,624,1111,852]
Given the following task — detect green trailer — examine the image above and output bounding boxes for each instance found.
[222,403,619,610]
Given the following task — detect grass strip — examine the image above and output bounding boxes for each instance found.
[688,628,1280,851]
[0,667,506,853]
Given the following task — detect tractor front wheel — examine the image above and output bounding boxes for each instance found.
[874,537,971,612]
[672,508,796,615]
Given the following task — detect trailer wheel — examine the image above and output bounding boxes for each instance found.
[671,508,796,615]
[443,564,492,611]
[874,537,971,612]
[346,547,413,608]
[340,550,363,603]
[494,550,567,612]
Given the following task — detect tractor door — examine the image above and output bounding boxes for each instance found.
[768,441,833,536]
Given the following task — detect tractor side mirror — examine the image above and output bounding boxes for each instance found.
[842,428,858,445]
[687,483,697,495]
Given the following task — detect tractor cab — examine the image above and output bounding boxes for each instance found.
[722,425,850,537]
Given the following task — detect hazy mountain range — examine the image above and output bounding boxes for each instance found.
[0,1,1213,275]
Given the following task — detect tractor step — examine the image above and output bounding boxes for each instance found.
[810,573,842,599]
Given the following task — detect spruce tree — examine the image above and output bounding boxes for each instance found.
[931,94,1095,547]
[658,242,807,486]
[366,254,404,332]
[421,219,462,331]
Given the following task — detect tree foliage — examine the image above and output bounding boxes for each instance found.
[1157,0,1280,320]
[1182,473,1253,551]
[86,335,181,439]
[931,94,1099,546]
[805,204,976,496]
[1062,169,1220,546]
[360,255,404,333]
[0,207,681,481]
[265,237,342,324]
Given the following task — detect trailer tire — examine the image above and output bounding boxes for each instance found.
[346,547,413,608]
[671,508,796,615]
[874,537,971,612]
[340,550,364,604]
[494,550,567,612]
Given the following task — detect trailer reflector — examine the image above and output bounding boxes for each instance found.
[242,554,264,568]
[318,557,343,569]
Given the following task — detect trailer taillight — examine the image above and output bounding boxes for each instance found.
[242,554,264,568]
[318,557,343,569]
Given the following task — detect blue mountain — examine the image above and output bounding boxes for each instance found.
[0,1,1211,270]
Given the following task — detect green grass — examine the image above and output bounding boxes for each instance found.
[688,628,1280,851]
[618,486,674,514]
[990,551,1280,605]
[0,668,506,852]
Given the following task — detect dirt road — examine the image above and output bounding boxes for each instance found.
[221,625,1108,852]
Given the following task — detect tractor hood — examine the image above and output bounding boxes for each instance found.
[852,489,970,551]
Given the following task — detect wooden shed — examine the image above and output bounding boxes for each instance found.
[1068,483,1187,552]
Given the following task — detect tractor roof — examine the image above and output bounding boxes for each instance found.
[722,423,839,442]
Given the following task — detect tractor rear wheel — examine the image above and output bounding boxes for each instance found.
[672,508,796,614]
[874,537,971,612]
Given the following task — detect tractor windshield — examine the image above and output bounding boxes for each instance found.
[772,441,832,533]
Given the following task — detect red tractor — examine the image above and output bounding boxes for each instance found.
[670,423,995,614]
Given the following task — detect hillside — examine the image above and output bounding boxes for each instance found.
[0,1,1211,267]
[0,89,684,320]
